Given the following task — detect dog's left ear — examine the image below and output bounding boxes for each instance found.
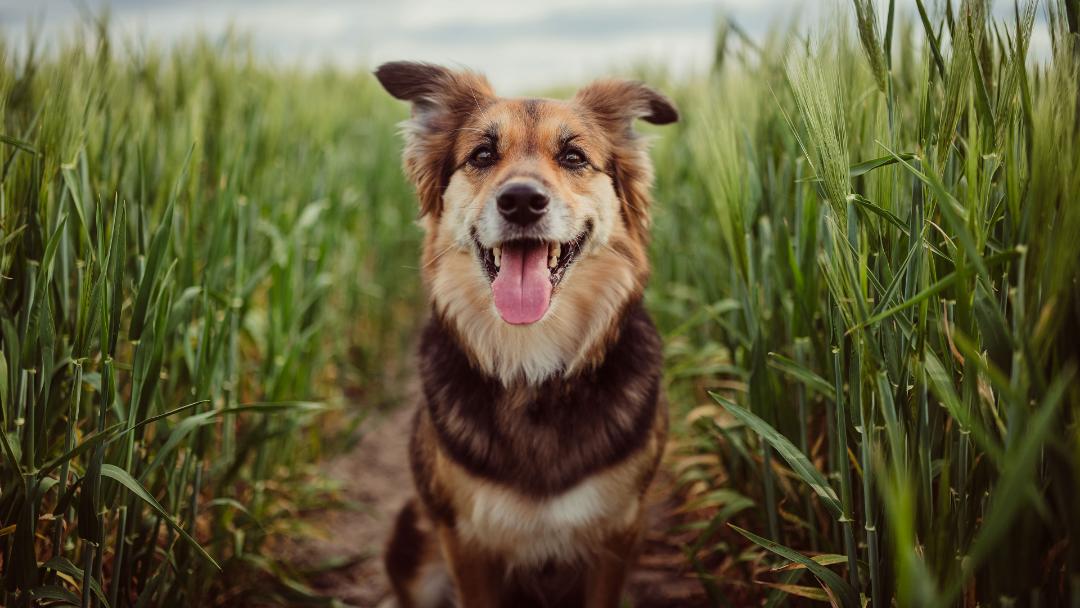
[573,79,679,131]
[574,80,677,242]
[375,61,495,217]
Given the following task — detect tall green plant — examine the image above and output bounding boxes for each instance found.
[0,29,419,605]
[655,1,1080,604]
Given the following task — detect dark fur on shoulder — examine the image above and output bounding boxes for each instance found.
[419,301,662,500]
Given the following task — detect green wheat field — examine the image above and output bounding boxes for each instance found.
[1,1,1078,606]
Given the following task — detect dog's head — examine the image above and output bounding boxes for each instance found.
[376,61,677,383]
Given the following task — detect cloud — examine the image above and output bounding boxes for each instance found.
[0,0,1054,93]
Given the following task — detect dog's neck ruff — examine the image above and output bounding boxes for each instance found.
[419,300,663,498]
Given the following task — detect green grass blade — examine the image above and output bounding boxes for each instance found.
[100,464,220,570]
[128,146,192,341]
[711,392,843,519]
[767,352,836,400]
[730,524,860,608]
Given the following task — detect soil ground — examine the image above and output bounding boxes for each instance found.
[269,402,711,607]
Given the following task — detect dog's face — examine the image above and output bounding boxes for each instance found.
[376,62,677,382]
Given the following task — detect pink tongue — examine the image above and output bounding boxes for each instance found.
[492,242,552,325]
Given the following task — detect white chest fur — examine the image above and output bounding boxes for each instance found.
[454,471,641,567]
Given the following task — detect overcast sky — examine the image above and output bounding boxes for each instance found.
[0,0,1051,94]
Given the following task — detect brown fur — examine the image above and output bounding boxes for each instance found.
[374,61,677,608]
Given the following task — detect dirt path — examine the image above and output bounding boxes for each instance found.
[273,403,709,607]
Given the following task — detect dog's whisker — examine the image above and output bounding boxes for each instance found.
[422,242,460,268]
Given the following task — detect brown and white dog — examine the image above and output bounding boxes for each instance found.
[375,61,677,608]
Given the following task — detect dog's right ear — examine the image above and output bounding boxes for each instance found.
[375,62,495,217]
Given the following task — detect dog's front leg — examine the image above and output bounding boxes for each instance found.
[438,525,505,608]
[583,524,644,608]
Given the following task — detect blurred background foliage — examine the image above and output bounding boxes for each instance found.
[0,22,422,606]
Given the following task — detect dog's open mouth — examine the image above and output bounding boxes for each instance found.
[474,226,591,325]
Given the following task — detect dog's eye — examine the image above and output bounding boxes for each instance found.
[558,148,588,169]
[468,145,497,169]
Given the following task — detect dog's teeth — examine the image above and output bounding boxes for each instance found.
[548,242,561,269]
[493,246,502,268]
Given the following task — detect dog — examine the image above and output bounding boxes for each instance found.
[374,61,677,608]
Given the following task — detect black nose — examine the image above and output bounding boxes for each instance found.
[497,183,549,226]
